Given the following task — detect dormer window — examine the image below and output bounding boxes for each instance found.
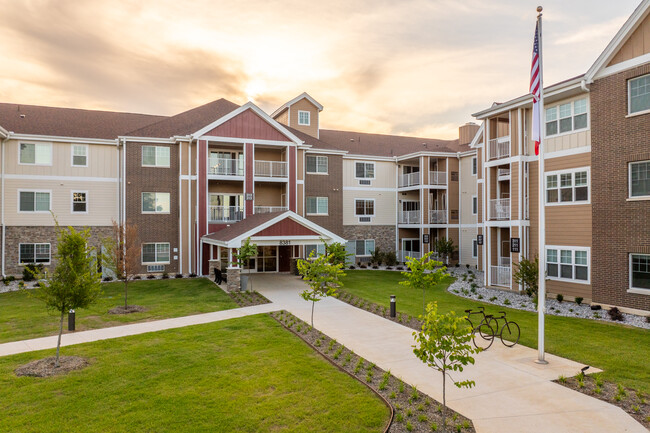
[298,110,310,126]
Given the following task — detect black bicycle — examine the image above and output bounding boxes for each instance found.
[464,307,494,350]
[487,311,521,347]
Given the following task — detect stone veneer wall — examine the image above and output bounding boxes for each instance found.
[343,225,395,255]
[4,226,113,276]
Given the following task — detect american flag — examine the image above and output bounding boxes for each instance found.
[530,22,541,155]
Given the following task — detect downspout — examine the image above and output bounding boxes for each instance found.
[1,133,9,277]
[580,79,589,92]
[457,152,462,265]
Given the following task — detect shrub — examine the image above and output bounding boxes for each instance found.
[430,422,438,431]
[466,264,470,269]
[133,275,141,280]
[359,264,367,269]
[33,282,41,288]
[406,421,413,431]
[556,294,564,303]
[396,413,404,422]
[175,273,183,278]
[349,265,356,269]
[477,295,483,300]
[103,276,113,282]
[454,263,460,267]
[370,248,384,266]
[22,264,43,282]
[389,391,396,399]
[608,307,624,321]
[161,272,169,279]
[575,297,583,305]
[396,266,403,270]
[188,273,197,278]
[504,299,511,305]
[489,296,497,302]
[646,316,650,324]
[147,274,156,279]
[372,265,378,269]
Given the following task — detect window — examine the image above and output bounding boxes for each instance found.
[306,155,328,174]
[472,240,478,258]
[19,191,50,212]
[472,196,478,215]
[629,74,650,114]
[305,244,325,257]
[142,243,170,264]
[629,161,650,198]
[630,254,650,291]
[72,191,87,213]
[72,145,88,166]
[142,192,171,213]
[355,199,374,216]
[472,157,477,175]
[142,146,170,167]
[353,239,375,256]
[19,143,51,165]
[355,162,375,179]
[306,197,328,215]
[19,243,51,264]
[298,110,310,126]
[546,246,589,283]
[546,169,589,204]
[545,98,588,136]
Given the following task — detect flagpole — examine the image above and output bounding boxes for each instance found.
[536,6,548,365]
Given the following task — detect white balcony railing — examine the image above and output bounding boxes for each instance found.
[499,257,511,267]
[490,265,511,287]
[399,250,422,262]
[497,168,510,177]
[398,172,420,188]
[488,136,511,161]
[398,210,420,224]
[209,206,244,223]
[489,198,510,220]
[429,171,447,186]
[429,210,447,224]
[208,158,243,176]
[254,206,288,214]
[255,160,288,178]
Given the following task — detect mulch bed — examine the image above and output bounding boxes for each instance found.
[227,290,271,307]
[15,356,90,377]
[338,290,423,331]
[554,374,649,429]
[270,310,475,433]
[108,305,148,314]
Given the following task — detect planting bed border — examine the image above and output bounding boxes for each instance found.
[226,290,271,307]
[337,290,423,331]
[270,310,475,433]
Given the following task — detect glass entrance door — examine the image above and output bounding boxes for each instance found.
[255,246,278,272]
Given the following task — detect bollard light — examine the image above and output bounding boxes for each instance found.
[68,309,76,331]
[390,295,396,318]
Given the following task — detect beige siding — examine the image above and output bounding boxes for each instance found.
[254,148,284,162]
[343,190,395,225]
[609,13,650,66]
[274,109,289,125]
[459,155,477,225]
[545,152,591,171]
[288,98,319,138]
[255,183,284,206]
[343,159,396,188]
[208,180,244,194]
[546,205,592,247]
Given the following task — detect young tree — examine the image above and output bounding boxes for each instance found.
[434,237,455,265]
[297,250,345,327]
[513,256,539,302]
[323,239,350,266]
[103,221,140,310]
[413,302,479,431]
[370,247,384,266]
[33,226,102,367]
[400,251,448,316]
[233,237,258,291]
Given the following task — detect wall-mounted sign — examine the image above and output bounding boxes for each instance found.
[477,235,484,245]
[510,237,520,253]
[422,234,430,244]
[245,193,254,201]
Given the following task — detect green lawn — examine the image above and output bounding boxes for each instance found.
[0,314,389,433]
[0,278,238,343]
[341,270,650,393]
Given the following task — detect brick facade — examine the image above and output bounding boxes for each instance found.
[4,225,112,276]
[591,64,650,311]
[305,153,343,236]
[125,142,180,274]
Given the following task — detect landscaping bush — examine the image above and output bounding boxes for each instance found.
[372,265,378,269]
[22,264,43,282]
[161,272,169,279]
[147,274,156,280]
[370,248,384,266]
[359,264,367,269]
[396,266,403,270]
[608,307,624,321]
[466,264,470,269]
[133,275,141,280]
[175,273,183,279]
[575,297,583,306]
[454,263,460,267]
[103,276,113,282]
[349,265,355,270]
[384,251,398,267]
[188,273,197,278]
[556,294,564,303]
[3,275,15,285]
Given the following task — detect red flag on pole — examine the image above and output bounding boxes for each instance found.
[530,22,541,155]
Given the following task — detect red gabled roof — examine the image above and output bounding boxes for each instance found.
[202,212,284,243]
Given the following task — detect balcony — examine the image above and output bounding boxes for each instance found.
[490,265,511,287]
[209,206,244,223]
[429,210,447,224]
[488,136,511,161]
[429,171,447,186]
[398,210,420,224]
[255,160,288,178]
[497,168,510,179]
[398,172,420,188]
[208,157,243,176]
[254,206,288,214]
[399,250,421,262]
[489,198,510,220]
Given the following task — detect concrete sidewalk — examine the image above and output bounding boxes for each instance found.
[254,274,646,433]
[0,303,276,357]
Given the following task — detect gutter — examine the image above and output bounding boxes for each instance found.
[1,133,8,277]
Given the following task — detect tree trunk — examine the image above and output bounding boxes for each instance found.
[442,371,447,432]
[423,288,426,317]
[55,309,64,368]
[124,280,128,309]
[311,300,315,328]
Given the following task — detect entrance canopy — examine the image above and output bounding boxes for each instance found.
[201,211,346,249]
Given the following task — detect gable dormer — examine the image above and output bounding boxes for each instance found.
[271,92,323,139]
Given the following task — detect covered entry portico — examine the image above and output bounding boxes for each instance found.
[200,211,345,290]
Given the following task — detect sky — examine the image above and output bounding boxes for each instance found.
[0,0,642,139]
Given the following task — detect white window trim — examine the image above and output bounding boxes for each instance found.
[472,195,478,215]
[305,196,328,216]
[354,198,375,216]
[141,242,171,264]
[297,110,311,126]
[628,74,650,116]
[71,190,89,214]
[628,253,650,295]
[472,239,478,258]
[305,155,328,174]
[628,160,650,200]
[71,144,89,167]
[305,244,325,257]
[142,145,171,168]
[545,245,590,285]
[354,161,376,180]
[18,243,51,265]
[353,239,375,257]
[471,157,477,176]
[18,142,53,166]
[141,192,171,214]
[17,189,52,213]
[545,167,591,206]
[544,97,590,139]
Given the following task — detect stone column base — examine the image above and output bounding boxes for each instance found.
[226,268,241,292]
